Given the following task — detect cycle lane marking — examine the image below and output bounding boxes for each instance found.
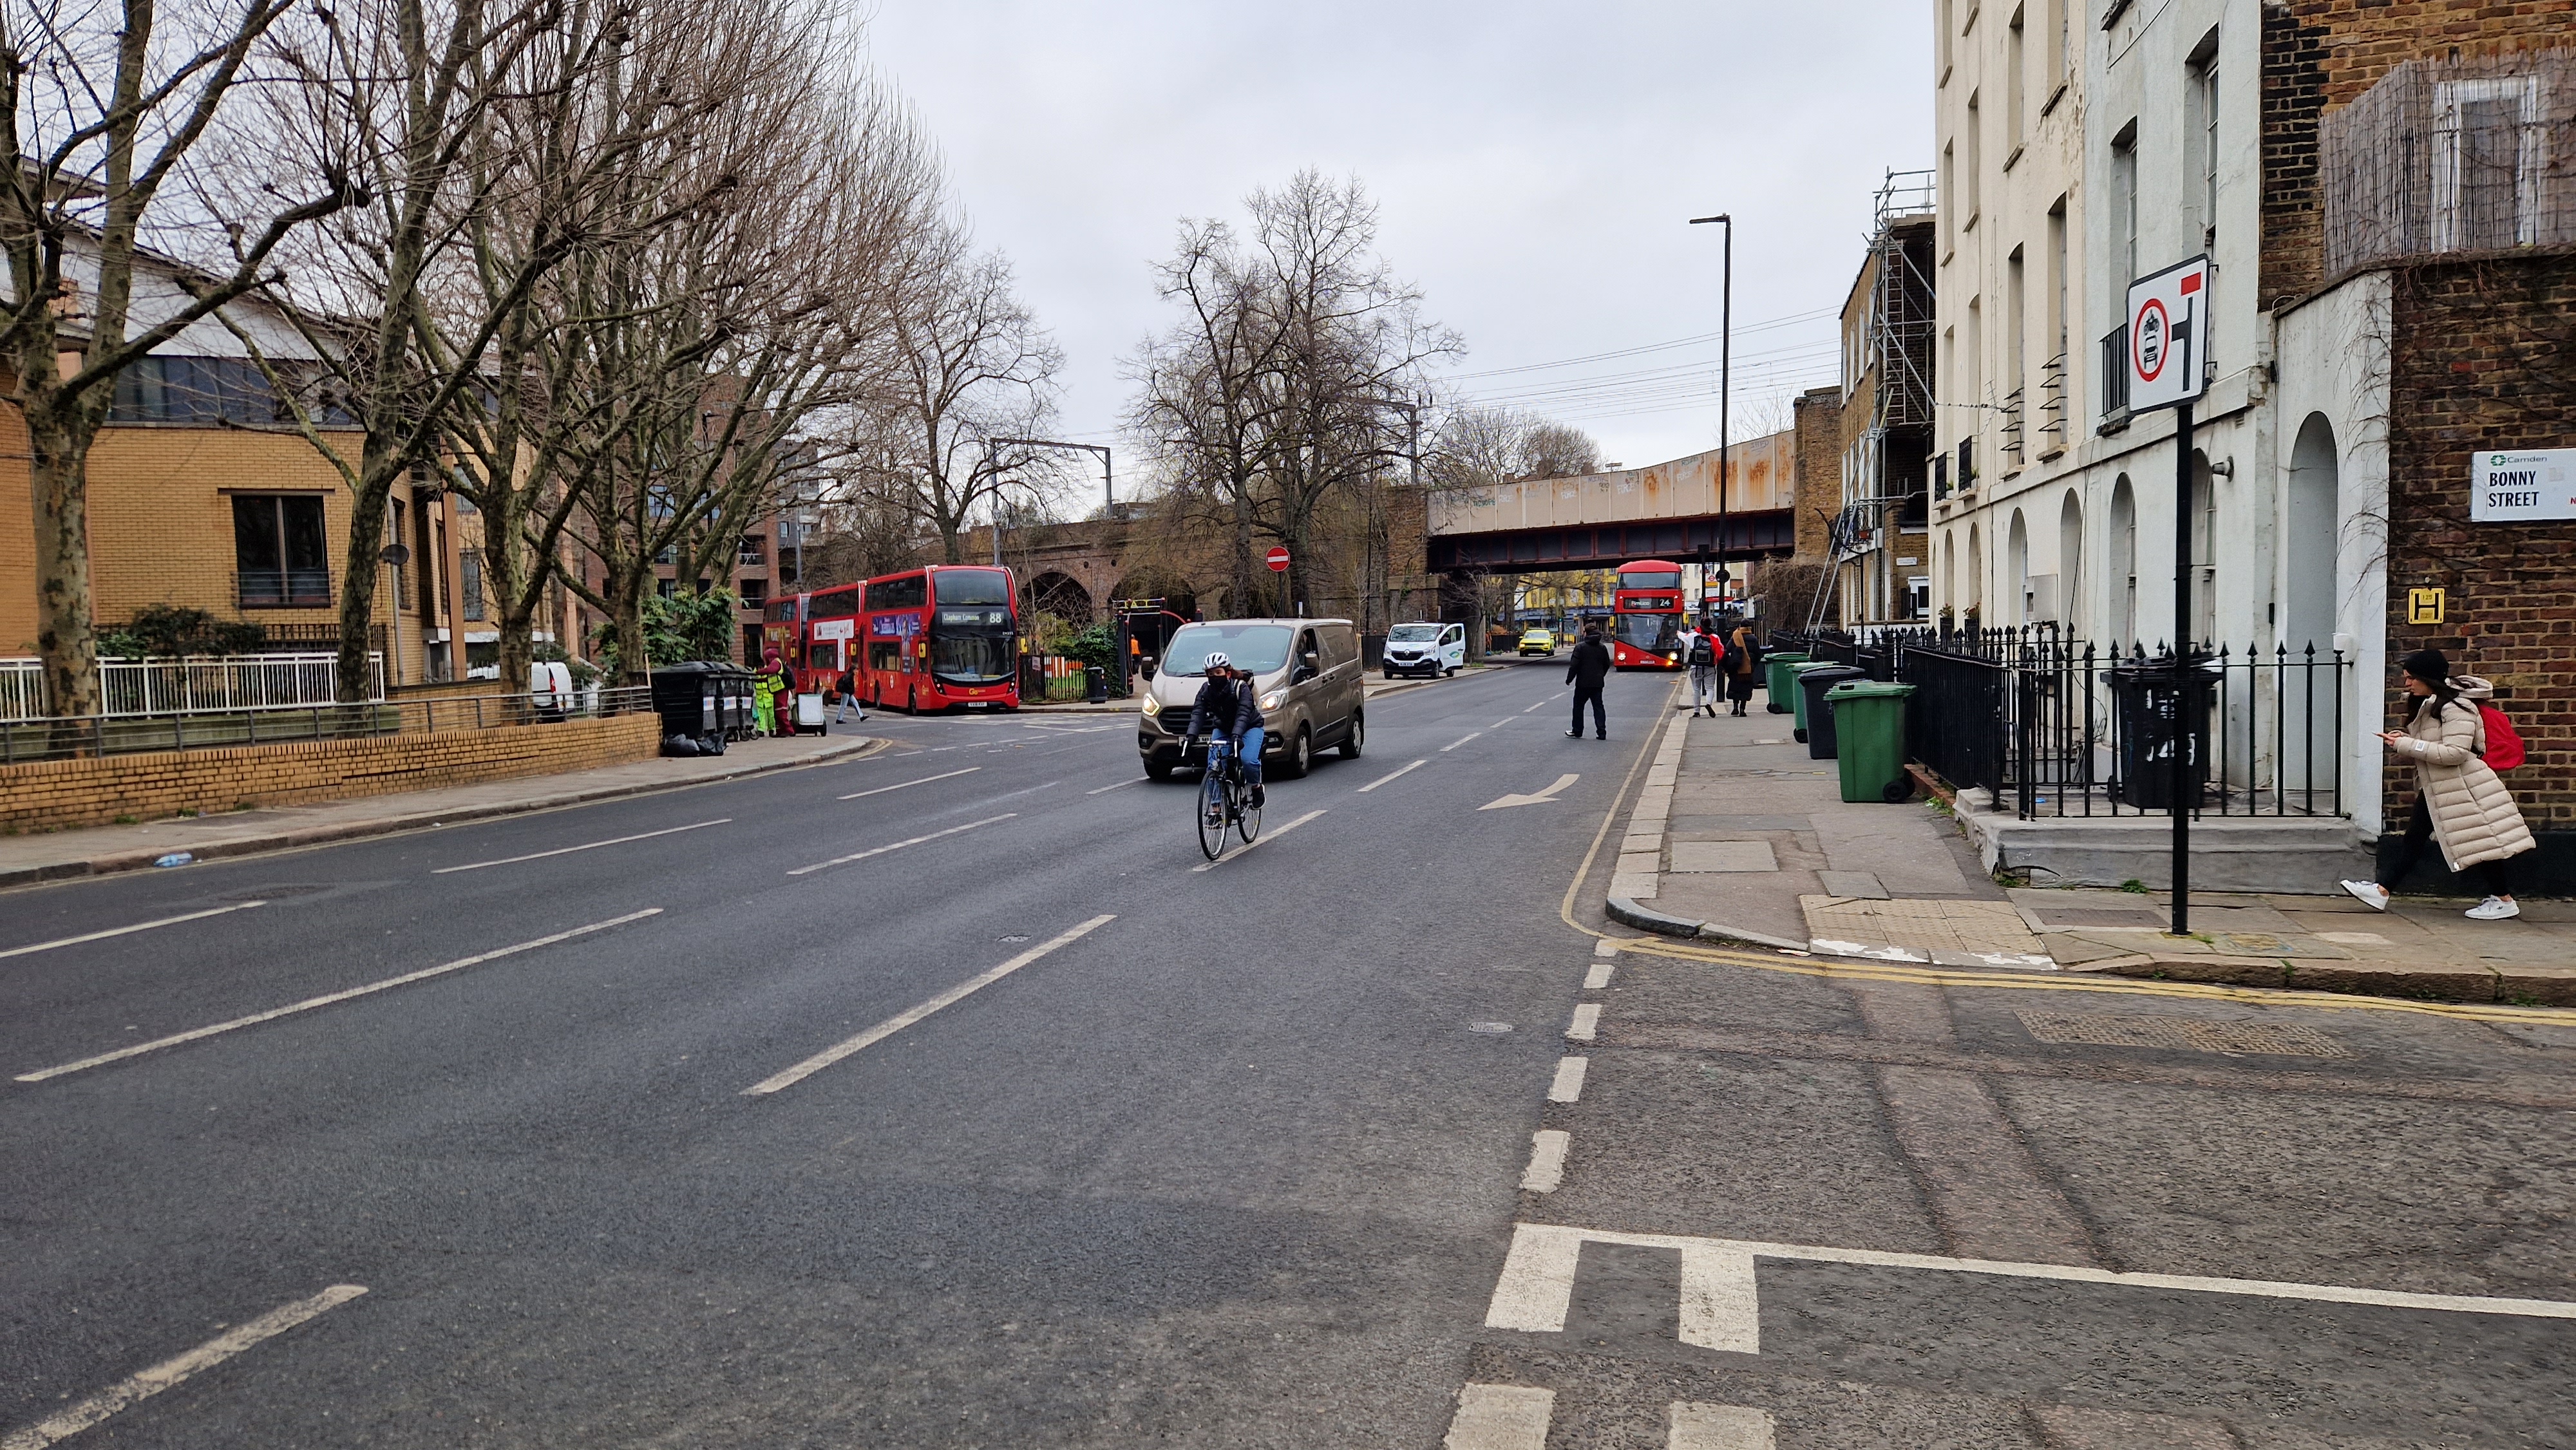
[0,903,265,962]
[742,914,1116,1095]
[1,1284,368,1450]
[1189,809,1327,872]
[14,911,662,1084]
[838,767,980,800]
[431,820,730,874]
[784,814,1016,877]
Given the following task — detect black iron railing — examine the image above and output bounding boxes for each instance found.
[1885,626,2351,820]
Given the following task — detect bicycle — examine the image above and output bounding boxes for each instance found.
[1193,734,1263,861]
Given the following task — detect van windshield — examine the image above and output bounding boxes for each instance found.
[1162,623,1294,676]
[1387,624,1443,643]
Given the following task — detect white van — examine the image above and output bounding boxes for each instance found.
[1381,621,1465,679]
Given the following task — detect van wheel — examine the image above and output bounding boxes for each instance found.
[1444,666,1457,677]
[1382,669,1395,681]
[1278,725,1312,779]
[1338,711,1364,759]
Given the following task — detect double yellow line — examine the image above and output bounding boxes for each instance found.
[1555,681,2576,1028]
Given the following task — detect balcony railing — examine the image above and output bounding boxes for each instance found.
[2000,385,2025,468]
[2039,351,2068,451]
[238,568,332,608]
[1,652,387,722]
[2098,326,2130,422]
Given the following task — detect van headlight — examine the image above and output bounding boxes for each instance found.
[1260,690,1285,711]
[1140,694,1157,715]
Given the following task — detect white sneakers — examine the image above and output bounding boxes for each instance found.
[2341,879,2522,920]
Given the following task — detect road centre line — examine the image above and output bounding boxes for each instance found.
[0,1284,368,1450]
[1548,1056,1587,1102]
[785,814,1016,877]
[1483,1221,2576,1355]
[431,819,729,874]
[1441,732,1482,751]
[1441,1384,1553,1450]
[1189,809,1327,872]
[0,902,265,962]
[1086,777,1142,795]
[15,911,663,1084]
[838,767,980,800]
[743,914,1116,1095]
[1356,759,1428,793]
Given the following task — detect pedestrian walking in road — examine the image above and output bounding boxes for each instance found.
[834,664,863,724]
[1685,618,1722,717]
[1566,625,1611,740]
[1723,616,1759,717]
[2340,649,2535,920]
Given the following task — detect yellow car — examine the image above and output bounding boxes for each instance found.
[1517,627,1558,657]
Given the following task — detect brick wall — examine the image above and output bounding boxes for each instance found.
[2262,1,2575,305]
[0,713,658,832]
[2380,252,2576,842]
[1792,388,1844,565]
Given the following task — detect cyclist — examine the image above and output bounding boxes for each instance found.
[1184,650,1266,809]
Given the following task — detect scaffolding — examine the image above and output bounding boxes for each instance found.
[1826,169,1939,630]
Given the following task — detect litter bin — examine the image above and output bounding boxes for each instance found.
[2106,662,2212,810]
[1825,680,1918,803]
[1797,665,1868,754]
[1761,652,1811,713]
[1787,662,1843,740]
[1086,665,1108,704]
[649,662,723,742]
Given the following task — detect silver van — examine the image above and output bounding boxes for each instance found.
[1136,618,1365,782]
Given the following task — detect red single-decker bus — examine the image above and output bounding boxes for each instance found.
[1611,558,1686,670]
[858,563,1021,712]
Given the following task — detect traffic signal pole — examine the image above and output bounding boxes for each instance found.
[2171,400,2193,936]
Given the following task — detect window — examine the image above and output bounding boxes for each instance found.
[2048,198,2069,365]
[2007,246,2027,405]
[460,550,486,621]
[869,573,927,610]
[2432,76,2541,251]
[109,356,354,427]
[2188,35,2220,241]
[657,577,677,599]
[2007,7,2027,145]
[1963,93,1982,223]
[737,577,767,608]
[1940,0,1954,79]
[933,569,1012,606]
[388,498,408,612]
[1941,144,1957,251]
[2110,122,2139,284]
[2049,0,2069,91]
[233,495,330,607]
[738,534,766,566]
[810,587,860,618]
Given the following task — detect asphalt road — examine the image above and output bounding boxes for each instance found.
[6,661,2573,1449]
[1,661,1653,1448]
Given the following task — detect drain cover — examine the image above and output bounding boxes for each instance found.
[2016,1011,2347,1057]
[1468,1022,1513,1035]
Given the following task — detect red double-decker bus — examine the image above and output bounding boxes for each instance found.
[857,563,1021,712]
[762,583,864,686]
[1610,558,1687,670]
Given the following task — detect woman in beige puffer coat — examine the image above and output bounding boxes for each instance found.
[2341,648,2535,920]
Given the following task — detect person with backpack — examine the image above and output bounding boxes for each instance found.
[2340,648,2534,920]
[1684,616,1723,717]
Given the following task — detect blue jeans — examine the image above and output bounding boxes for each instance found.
[1216,728,1265,785]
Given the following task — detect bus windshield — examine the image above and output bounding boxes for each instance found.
[1162,623,1294,676]
[933,569,1012,605]
[1616,612,1681,654]
[1387,623,1443,642]
[1620,570,1681,591]
[932,635,1014,684]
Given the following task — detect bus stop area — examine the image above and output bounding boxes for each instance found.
[1607,690,2576,1007]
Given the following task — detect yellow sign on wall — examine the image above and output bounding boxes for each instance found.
[2407,587,2446,625]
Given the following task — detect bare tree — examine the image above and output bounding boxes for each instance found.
[3,1,354,720]
[1426,406,1601,492]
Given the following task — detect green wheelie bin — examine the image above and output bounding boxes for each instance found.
[1787,662,1843,738]
[1825,680,1917,803]
[1761,652,1810,713]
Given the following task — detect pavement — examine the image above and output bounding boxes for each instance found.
[1606,686,2576,1006]
[0,730,880,889]
[8,659,2572,1447]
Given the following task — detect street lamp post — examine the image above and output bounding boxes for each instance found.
[1689,213,1733,612]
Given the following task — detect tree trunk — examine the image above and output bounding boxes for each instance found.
[332,437,399,704]
[487,483,536,702]
[605,565,652,688]
[1229,479,1256,619]
[27,406,99,725]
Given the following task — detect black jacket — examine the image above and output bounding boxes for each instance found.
[1186,674,1264,738]
[1566,637,1611,690]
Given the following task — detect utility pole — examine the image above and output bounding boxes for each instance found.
[1690,213,1734,607]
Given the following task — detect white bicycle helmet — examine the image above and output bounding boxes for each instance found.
[1202,650,1231,672]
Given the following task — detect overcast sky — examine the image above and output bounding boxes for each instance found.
[865,0,1931,480]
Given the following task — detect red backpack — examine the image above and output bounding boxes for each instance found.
[2478,704,2526,771]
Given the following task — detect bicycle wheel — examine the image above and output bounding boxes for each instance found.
[1235,771,1262,843]
[1197,763,1231,861]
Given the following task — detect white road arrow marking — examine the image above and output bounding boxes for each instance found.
[1479,773,1579,811]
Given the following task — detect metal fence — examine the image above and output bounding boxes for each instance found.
[2,652,385,722]
[1881,628,2351,820]
[0,685,650,766]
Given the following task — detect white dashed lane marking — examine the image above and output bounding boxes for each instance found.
[1441,732,1483,751]
[1356,760,1427,793]
[1521,1130,1570,1192]
[785,814,1016,877]
[838,767,980,800]
[1441,1384,1553,1450]
[1189,809,1328,872]
[0,902,265,961]
[431,819,729,874]
[1548,1057,1588,1102]
[0,1285,368,1450]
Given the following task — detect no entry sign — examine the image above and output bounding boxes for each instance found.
[1265,546,1291,572]
[2125,255,2209,412]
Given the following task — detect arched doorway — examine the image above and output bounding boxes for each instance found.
[1966,523,1985,624]
[2058,491,2085,633]
[2108,476,2137,646]
[1940,531,1956,622]
[1026,571,1094,626]
[2285,414,2342,807]
[2007,510,2031,626]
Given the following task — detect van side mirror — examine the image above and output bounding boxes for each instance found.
[1293,650,1320,683]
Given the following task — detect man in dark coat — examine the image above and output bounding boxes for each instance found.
[1566,625,1611,740]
